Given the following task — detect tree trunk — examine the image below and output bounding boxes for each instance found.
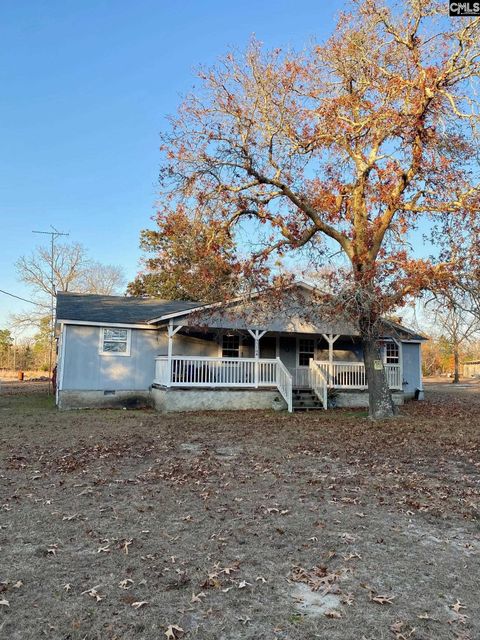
[362,333,396,420]
[453,345,460,384]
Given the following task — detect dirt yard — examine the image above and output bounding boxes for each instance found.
[1,381,479,640]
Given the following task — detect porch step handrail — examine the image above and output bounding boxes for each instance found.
[276,358,293,413]
[309,359,328,410]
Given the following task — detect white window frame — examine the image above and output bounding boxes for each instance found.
[383,341,399,364]
[99,327,131,357]
[221,334,241,358]
[297,337,316,367]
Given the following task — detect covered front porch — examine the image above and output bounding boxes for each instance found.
[152,323,403,412]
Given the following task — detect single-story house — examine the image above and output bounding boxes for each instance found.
[463,360,480,377]
[55,283,425,412]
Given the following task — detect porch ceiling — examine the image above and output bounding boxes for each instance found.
[159,325,364,340]
[157,325,414,343]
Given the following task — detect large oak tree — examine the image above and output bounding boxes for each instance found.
[156,0,480,418]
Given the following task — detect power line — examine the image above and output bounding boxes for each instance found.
[0,288,50,308]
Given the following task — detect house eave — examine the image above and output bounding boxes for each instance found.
[56,319,157,330]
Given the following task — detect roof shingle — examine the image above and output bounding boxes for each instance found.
[56,292,201,325]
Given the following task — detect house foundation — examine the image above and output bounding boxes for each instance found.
[334,390,404,408]
[151,385,282,412]
[57,389,153,410]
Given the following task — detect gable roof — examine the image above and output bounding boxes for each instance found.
[56,292,201,325]
[382,319,426,342]
[55,286,426,341]
[146,282,425,341]
[146,281,317,324]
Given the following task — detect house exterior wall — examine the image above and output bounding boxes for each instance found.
[58,389,153,410]
[60,325,217,393]
[61,325,160,391]
[168,334,218,357]
[279,336,297,370]
[401,342,422,397]
[316,338,363,363]
[57,323,422,411]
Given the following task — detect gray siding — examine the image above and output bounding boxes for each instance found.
[279,336,297,369]
[61,326,218,391]
[316,337,363,363]
[60,324,423,397]
[61,325,161,391]
[402,342,422,395]
[169,335,218,357]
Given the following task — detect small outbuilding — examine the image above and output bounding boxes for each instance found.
[463,360,480,377]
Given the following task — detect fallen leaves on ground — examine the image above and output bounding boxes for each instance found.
[165,624,184,639]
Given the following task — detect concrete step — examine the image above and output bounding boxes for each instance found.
[292,400,325,410]
[291,387,326,411]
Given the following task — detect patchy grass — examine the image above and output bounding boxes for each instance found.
[1,381,479,640]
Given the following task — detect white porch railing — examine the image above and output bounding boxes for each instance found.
[386,364,402,390]
[154,356,402,412]
[315,361,402,390]
[154,356,293,411]
[155,357,169,386]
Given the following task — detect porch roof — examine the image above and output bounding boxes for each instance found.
[147,284,425,342]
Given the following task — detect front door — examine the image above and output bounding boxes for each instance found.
[292,337,316,387]
[260,336,277,359]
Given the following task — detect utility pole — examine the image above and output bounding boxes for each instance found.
[32,226,69,394]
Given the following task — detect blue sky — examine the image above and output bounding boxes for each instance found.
[0,0,351,329]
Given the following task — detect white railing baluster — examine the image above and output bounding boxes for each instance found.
[313,361,402,390]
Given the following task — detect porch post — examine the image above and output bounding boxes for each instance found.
[248,329,267,388]
[167,320,183,387]
[322,334,340,384]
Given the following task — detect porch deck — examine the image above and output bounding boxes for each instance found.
[153,356,402,413]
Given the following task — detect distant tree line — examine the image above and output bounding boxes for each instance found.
[0,321,50,373]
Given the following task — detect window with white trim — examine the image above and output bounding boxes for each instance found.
[222,335,240,358]
[385,341,399,364]
[298,338,315,366]
[100,328,131,356]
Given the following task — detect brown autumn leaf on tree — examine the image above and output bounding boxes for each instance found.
[154,0,480,418]
[128,206,242,303]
